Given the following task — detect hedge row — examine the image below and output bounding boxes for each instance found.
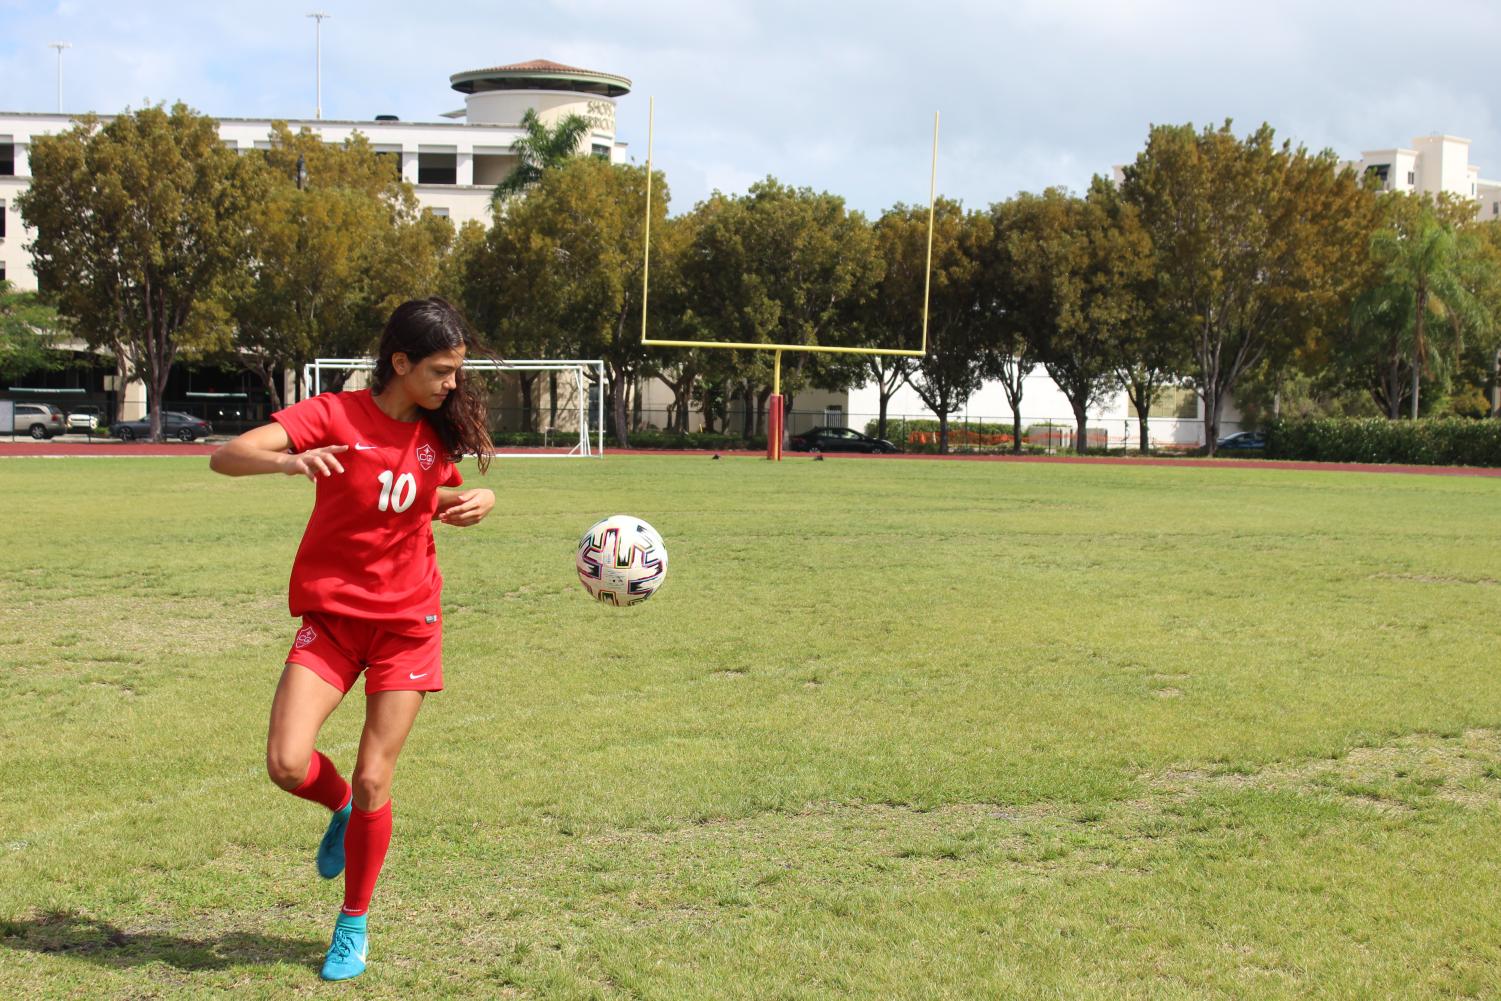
[864,417,1019,440]
[1265,417,1501,467]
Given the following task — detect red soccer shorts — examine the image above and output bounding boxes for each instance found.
[285,612,444,694]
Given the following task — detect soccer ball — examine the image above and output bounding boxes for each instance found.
[576,514,668,606]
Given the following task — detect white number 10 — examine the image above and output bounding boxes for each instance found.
[376,470,417,513]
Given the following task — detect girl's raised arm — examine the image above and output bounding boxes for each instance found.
[210,423,348,480]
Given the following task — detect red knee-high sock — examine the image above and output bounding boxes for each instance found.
[290,751,352,813]
[341,800,393,917]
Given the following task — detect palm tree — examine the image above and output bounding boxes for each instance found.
[491,108,593,207]
[1363,203,1483,418]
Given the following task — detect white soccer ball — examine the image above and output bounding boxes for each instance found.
[576,514,669,606]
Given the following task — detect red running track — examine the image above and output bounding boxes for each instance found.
[2,440,1497,478]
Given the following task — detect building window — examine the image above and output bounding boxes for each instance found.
[1493,201,1499,217]
[1407,171,1416,186]
[1365,164,1390,188]
[1149,387,1198,419]
[0,262,6,282]
[591,143,610,160]
[0,202,6,239]
[0,143,12,176]
[417,152,456,185]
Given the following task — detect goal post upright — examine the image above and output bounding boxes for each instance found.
[639,101,939,460]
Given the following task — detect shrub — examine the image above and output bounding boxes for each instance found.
[1265,417,1501,467]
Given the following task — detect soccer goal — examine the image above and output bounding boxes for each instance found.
[302,358,606,458]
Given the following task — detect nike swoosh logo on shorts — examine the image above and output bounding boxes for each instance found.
[409,671,429,680]
[355,442,377,451]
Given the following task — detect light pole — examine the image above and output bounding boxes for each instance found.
[48,42,70,113]
[307,12,330,119]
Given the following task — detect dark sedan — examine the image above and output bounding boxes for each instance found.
[112,411,213,442]
[789,426,901,454]
[1216,431,1267,452]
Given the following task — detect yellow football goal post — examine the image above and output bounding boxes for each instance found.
[638,98,939,459]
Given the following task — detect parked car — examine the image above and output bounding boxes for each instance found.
[1216,430,1267,452]
[11,402,66,439]
[789,426,901,454]
[112,411,213,442]
[67,404,102,432]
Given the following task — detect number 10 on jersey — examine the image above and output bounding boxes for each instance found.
[376,470,417,513]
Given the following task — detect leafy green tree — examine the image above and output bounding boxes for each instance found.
[492,108,593,206]
[18,104,252,440]
[1120,121,1376,453]
[0,280,68,380]
[478,157,663,444]
[1005,183,1153,454]
[975,198,1037,453]
[680,180,878,440]
[1355,195,1487,418]
[229,124,452,406]
[1465,220,1501,418]
[893,198,991,453]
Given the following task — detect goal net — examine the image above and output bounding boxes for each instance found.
[303,358,606,458]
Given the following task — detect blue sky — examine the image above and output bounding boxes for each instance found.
[2,0,1498,215]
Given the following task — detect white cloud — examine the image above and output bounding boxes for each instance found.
[1,0,1497,212]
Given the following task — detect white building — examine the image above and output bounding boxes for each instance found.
[0,60,633,423]
[0,59,631,293]
[1345,134,1501,221]
[846,373,1235,451]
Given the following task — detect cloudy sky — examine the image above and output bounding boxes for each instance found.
[2,0,1497,215]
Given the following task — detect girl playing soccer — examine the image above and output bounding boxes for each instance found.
[210,297,495,982]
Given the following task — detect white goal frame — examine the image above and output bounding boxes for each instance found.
[303,358,606,458]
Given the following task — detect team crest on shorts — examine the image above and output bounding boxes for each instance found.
[416,443,435,470]
[295,626,317,649]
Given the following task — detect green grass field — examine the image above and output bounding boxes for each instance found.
[2,454,1500,999]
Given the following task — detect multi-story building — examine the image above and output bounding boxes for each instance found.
[1,59,631,292]
[0,60,632,424]
[1346,134,1501,220]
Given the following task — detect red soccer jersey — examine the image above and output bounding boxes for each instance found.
[272,390,463,635]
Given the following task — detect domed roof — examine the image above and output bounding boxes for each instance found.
[450,60,631,98]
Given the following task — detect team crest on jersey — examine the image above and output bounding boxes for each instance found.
[416,443,435,470]
[295,625,317,649]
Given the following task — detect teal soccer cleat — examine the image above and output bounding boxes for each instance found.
[319,912,368,981]
[316,798,353,879]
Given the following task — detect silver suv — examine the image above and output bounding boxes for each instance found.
[12,403,66,439]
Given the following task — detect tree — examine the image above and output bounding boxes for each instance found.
[1465,220,1501,417]
[492,108,593,206]
[974,198,1039,453]
[18,104,252,440]
[231,124,454,406]
[893,198,991,453]
[1357,196,1487,418]
[0,280,68,380]
[1120,121,1376,453]
[680,181,879,441]
[1005,183,1152,454]
[481,157,663,444]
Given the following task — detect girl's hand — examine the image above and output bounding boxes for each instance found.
[281,445,348,481]
[438,488,494,527]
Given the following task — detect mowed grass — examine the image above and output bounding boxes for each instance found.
[1,453,1500,999]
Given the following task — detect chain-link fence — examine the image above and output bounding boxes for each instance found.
[514,403,1249,453]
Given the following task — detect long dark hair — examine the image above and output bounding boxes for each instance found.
[370,297,494,473]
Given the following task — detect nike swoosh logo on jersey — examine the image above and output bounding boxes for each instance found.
[354,442,377,451]
[409,671,429,680]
